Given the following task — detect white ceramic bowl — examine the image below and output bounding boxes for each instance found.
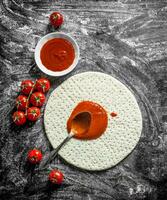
[34,32,80,76]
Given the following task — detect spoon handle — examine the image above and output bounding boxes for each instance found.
[39,132,74,170]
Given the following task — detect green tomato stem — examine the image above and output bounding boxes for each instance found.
[25,79,37,116]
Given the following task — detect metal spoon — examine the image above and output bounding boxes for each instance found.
[38,112,91,170]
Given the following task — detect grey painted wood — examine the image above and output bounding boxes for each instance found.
[0,0,167,199]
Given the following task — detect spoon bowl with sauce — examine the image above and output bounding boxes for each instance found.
[35,32,80,77]
[70,112,91,136]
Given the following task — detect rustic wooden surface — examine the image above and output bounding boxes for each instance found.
[0,0,167,199]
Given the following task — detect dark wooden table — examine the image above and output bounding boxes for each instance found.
[0,0,167,199]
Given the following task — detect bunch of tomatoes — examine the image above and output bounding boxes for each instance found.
[12,78,50,125]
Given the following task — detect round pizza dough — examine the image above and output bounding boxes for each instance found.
[44,72,142,171]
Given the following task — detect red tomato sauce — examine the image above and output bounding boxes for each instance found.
[67,101,108,140]
[40,38,75,72]
[110,112,117,117]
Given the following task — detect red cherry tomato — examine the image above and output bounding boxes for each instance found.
[28,149,43,164]
[27,107,41,121]
[50,12,64,28]
[16,95,28,111]
[30,92,45,107]
[12,111,26,126]
[35,78,50,93]
[49,169,64,184]
[21,80,34,95]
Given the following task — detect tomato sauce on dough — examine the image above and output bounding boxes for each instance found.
[40,38,75,71]
[67,101,108,140]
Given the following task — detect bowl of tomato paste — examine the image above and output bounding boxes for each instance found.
[35,32,80,76]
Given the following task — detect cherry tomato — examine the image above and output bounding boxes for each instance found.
[12,111,26,126]
[49,169,64,184]
[30,92,45,107]
[27,107,41,121]
[16,95,28,111]
[21,80,34,95]
[35,78,50,93]
[28,149,43,164]
[50,12,64,28]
